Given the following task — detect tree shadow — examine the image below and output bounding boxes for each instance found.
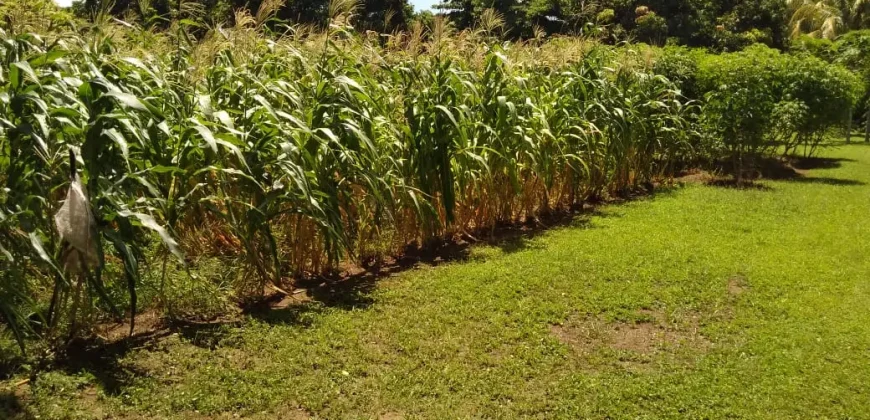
[483,206,618,254]
[56,330,171,396]
[52,318,243,397]
[299,274,378,311]
[756,157,803,180]
[0,390,35,420]
[706,155,864,189]
[169,319,243,350]
[787,177,866,186]
[706,179,775,191]
[494,235,542,253]
[246,301,325,326]
[0,348,26,381]
[791,157,856,170]
[25,183,679,392]
[708,155,806,181]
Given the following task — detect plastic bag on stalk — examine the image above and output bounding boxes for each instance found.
[55,152,98,273]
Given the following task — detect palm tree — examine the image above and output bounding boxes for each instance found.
[788,0,870,39]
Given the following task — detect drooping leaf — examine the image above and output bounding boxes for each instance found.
[117,211,184,262]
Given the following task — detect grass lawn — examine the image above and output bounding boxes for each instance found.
[4,142,870,419]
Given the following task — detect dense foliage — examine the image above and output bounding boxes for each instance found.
[64,0,869,49]
[701,46,859,160]
[655,44,861,179]
[791,30,870,135]
[0,14,699,352]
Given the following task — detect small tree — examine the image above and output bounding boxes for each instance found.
[699,46,781,183]
[833,30,870,142]
[782,53,861,156]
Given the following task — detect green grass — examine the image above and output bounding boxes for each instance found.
[5,142,870,419]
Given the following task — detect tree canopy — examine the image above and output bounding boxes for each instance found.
[71,0,869,49]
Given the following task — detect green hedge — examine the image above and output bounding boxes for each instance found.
[655,44,861,173]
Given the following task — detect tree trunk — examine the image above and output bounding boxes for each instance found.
[846,107,852,143]
[734,146,743,186]
[865,109,869,143]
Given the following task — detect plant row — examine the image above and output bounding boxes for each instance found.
[0,23,860,353]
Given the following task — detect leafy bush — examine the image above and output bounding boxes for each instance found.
[833,30,870,134]
[652,46,703,99]
[696,44,860,178]
[782,53,861,154]
[635,12,669,45]
[768,100,809,154]
[698,46,784,180]
[785,31,869,138]
[790,35,835,61]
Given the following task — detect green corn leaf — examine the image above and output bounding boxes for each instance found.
[147,165,184,175]
[198,95,213,118]
[105,91,150,113]
[12,61,38,87]
[213,110,235,130]
[28,49,67,67]
[103,128,130,162]
[117,211,184,263]
[0,303,27,354]
[29,232,68,286]
[0,244,12,262]
[191,120,218,153]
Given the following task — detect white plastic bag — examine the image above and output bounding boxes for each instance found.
[55,173,98,273]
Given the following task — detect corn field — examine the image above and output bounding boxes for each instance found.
[0,10,787,353]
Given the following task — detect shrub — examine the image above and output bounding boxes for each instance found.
[781,53,861,155]
[698,46,783,181]
[768,100,809,155]
[833,30,870,135]
[653,46,703,100]
[789,35,835,61]
[635,12,668,45]
[696,44,860,178]
[597,9,616,24]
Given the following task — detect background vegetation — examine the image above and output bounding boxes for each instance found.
[62,0,870,47]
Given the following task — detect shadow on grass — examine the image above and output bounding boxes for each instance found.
[52,318,243,397]
[706,155,865,189]
[0,349,26,381]
[248,302,325,326]
[0,390,34,420]
[787,177,866,186]
[56,331,170,397]
[251,186,674,324]
[170,319,243,349]
[791,156,856,170]
[707,179,775,191]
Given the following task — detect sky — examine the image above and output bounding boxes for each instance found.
[54,0,437,11]
[410,0,438,11]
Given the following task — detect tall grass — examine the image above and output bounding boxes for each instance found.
[0,9,696,352]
